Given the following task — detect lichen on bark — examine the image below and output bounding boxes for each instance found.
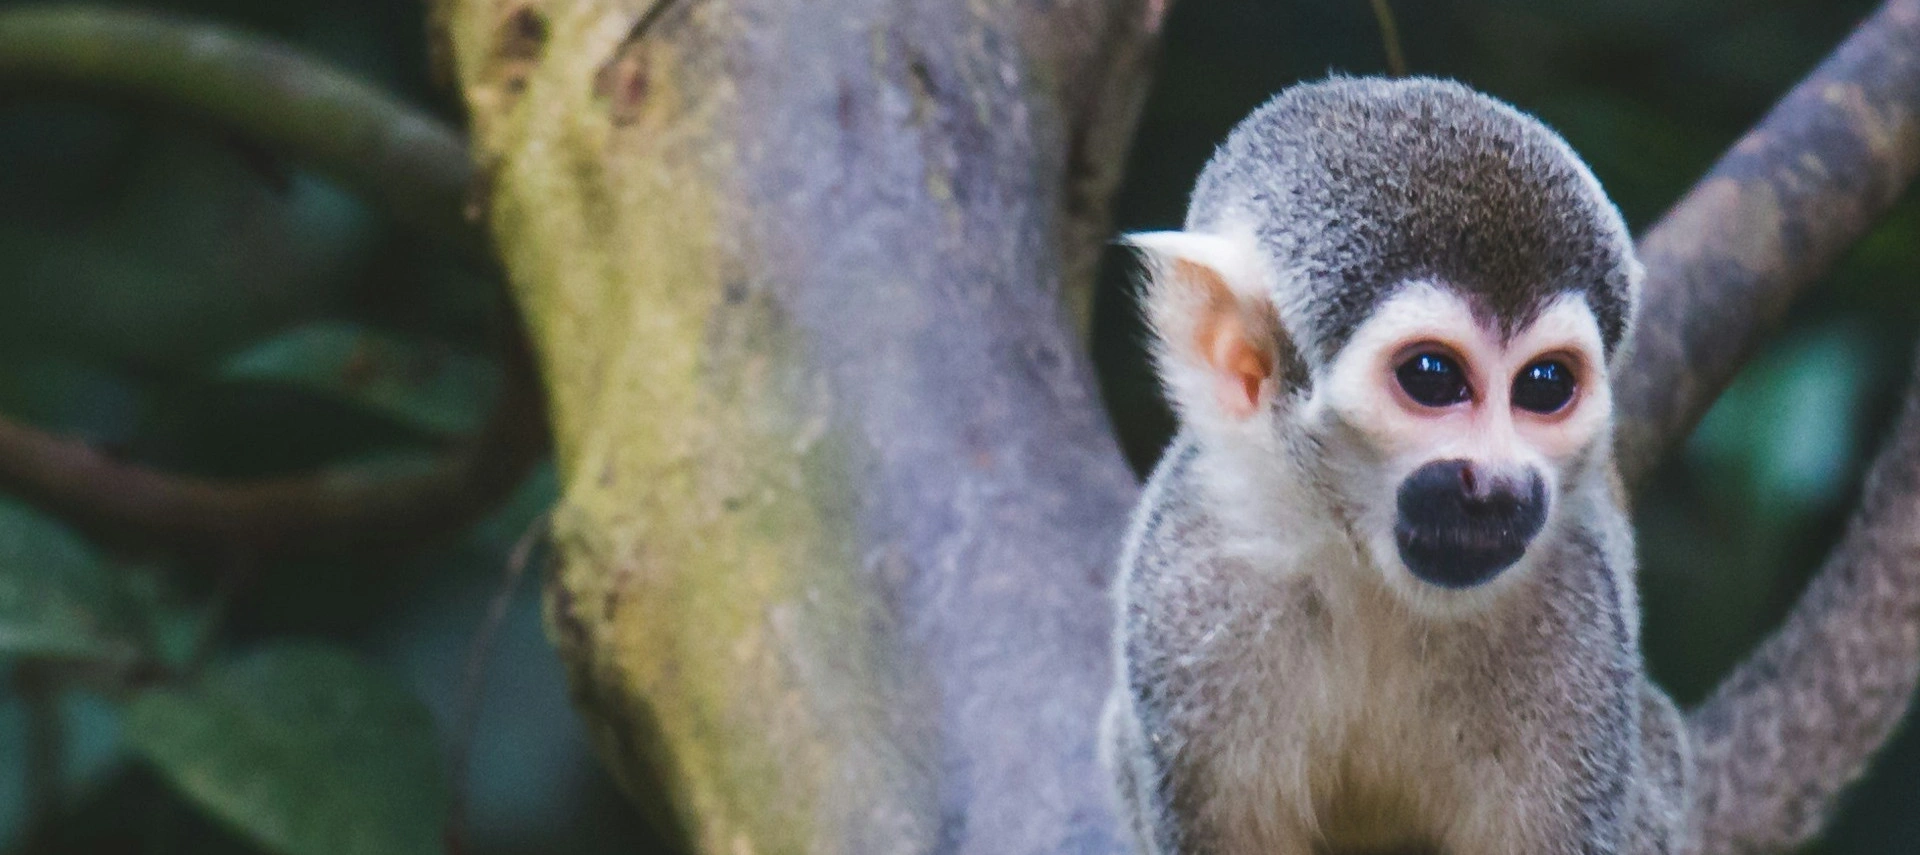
[443,0,1056,851]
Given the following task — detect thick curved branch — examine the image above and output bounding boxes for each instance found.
[1616,0,1920,489]
[0,4,481,257]
[1616,2,1920,844]
[0,6,544,555]
[1684,348,1920,852]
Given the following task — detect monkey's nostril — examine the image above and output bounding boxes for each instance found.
[1459,464,1477,495]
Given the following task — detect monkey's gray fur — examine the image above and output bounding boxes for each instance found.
[1184,77,1635,367]
[1104,76,1920,855]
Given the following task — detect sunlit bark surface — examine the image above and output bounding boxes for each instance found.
[444,1,1162,852]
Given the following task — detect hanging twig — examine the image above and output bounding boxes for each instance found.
[1367,0,1408,77]
[445,512,550,855]
[0,5,482,257]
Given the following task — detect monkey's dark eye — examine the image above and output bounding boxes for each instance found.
[1512,361,1576,414]
[1395,353,1471,407]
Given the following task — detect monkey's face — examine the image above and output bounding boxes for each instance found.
[1127,227,1626,603]
[1308,283,1614,593]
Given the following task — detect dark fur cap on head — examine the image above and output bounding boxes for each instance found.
[1185,76,1640,366]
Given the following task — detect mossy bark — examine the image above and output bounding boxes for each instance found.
[442,1,1162,852]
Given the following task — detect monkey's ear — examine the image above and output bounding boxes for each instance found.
[1126,231,1287,424]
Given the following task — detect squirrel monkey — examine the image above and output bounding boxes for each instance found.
[1103,77,1920,854]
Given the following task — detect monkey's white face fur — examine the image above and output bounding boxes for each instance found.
[1308,282,1613,607]
[1131,230,1619,615]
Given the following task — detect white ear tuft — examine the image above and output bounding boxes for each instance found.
[1126,230,1288,428]
[1123,231,1266,299]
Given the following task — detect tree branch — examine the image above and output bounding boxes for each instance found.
[0,329,544,554]
[0,4,482,257]
[1605,2,1920,844]
[1684,346,1920,852]
[0,6,545,555]
[1616,0,1920,489]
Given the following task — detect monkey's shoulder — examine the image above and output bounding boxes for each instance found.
[1115,436,1340,667]
[1121,433,1345,581]
[1120,437,1215,579]
[1118,437,1299,605]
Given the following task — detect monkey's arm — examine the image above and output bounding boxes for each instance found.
[1683,351,1920,853]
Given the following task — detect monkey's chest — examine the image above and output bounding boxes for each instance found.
[1174,595,1527,852]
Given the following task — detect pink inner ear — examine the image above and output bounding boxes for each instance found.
[1167,257,1278,422]
[1208,317,1272,420]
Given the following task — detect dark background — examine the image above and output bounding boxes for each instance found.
[1,0,1916,852]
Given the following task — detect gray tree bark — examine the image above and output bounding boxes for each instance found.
[441,1,1160,852]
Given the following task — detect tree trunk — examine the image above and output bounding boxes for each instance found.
[441,1,1163,852]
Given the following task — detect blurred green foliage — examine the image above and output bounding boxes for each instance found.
[0,0,1915,852]
[0,0,641,852]
[123,645,449,855]
[218,322,500,438]
[0,499,189,667]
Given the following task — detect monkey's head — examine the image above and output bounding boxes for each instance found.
[1132,77,1637,601]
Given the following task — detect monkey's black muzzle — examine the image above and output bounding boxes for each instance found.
[1393,460,1547,589]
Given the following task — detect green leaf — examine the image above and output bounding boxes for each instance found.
[219,322,498,436]
[0,499,138,662]
[123,644,449,855]
[114,560,213,672]
[0,356,142,444]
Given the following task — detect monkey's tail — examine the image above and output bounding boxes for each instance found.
[1683,355,1920,854]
